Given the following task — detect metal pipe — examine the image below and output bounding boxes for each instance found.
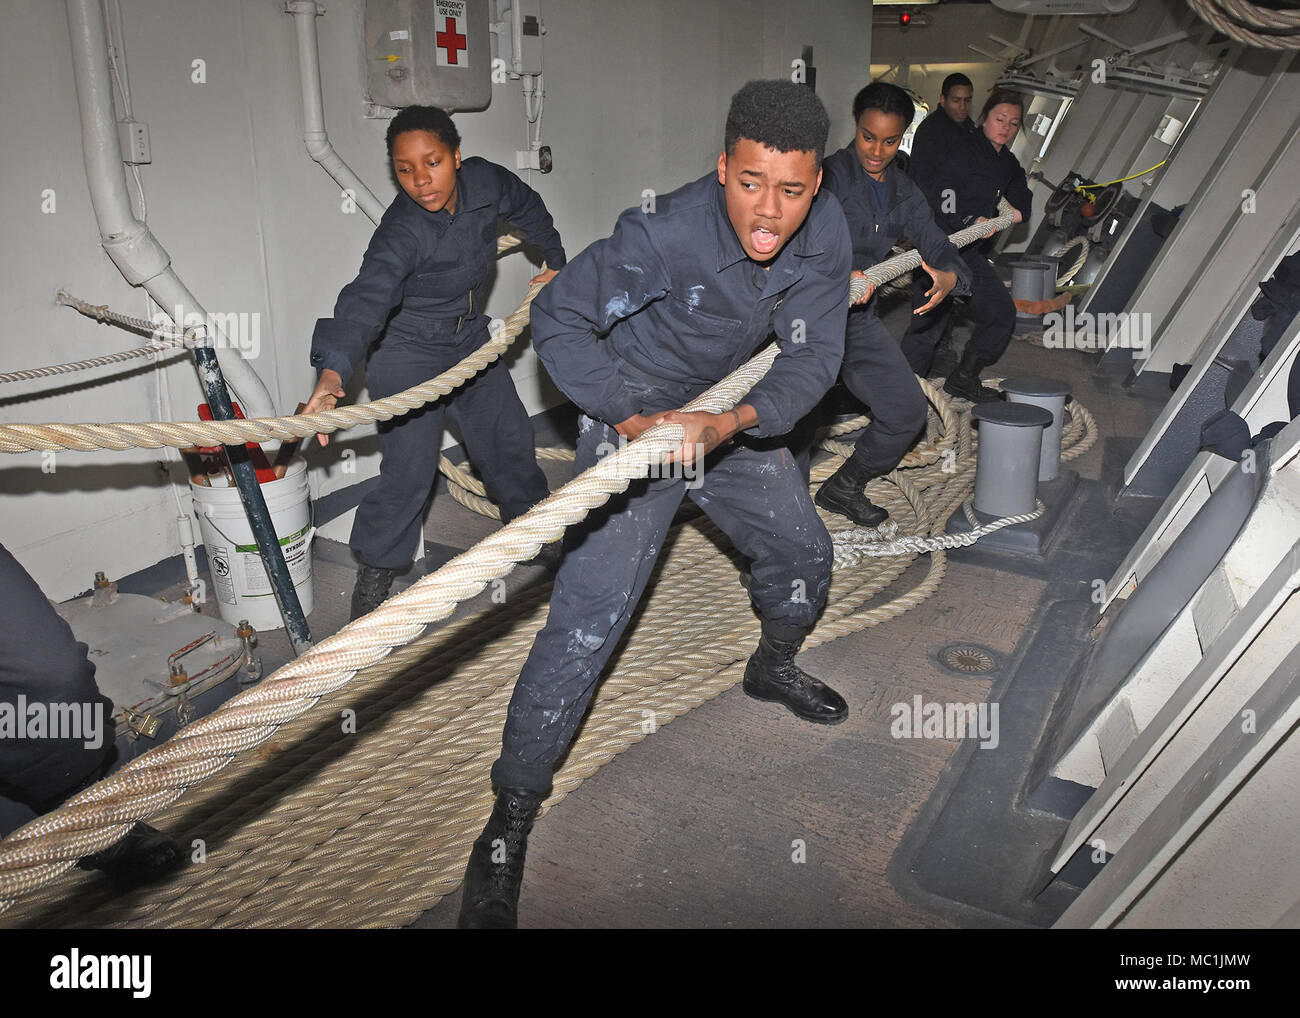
[64,0,276,419]
[287,0,386,224]
[192,345,313,655]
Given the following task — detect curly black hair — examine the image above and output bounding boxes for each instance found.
[386,105,461,156]
[724,80,831,169]
[851,81,915,125]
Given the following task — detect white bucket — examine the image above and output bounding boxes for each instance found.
[190,458,314,631]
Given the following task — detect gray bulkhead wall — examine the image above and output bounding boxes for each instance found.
[1126,52,1300,375]
[0,0,872,599]
[1011,0,1201,249]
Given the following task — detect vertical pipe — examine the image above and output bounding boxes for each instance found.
[288,0,386,224]
[65,0,276,419]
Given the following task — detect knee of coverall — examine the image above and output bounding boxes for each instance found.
[986,284,1016,332]
[748,523,833,627]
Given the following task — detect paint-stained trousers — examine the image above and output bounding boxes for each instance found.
[0,544,115,833]
[899,247,1015,376]
[350,320,552,570]
[491,415,834,796]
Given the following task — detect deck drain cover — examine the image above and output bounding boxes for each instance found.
[938,643,999,675]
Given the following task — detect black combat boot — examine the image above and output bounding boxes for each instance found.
[814,455,889,527]
[943,349,1003,404]
[457,785,545,929]
[349,563,398,621]
[77,821,184,891]
[742,621,848,725]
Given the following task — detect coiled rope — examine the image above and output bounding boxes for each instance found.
[1187,0,1300,49]
[0,203,1068,923]
[1052,235,1091,287]
[0,392,1093,928]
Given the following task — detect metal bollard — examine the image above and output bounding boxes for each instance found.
[1001,376,1071,482]
[971,401,1054,517]
[1011,258,1058,321]
[1011,259,1047,301]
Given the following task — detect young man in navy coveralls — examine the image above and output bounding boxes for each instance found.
[812,81,971,528]
[898,73,977,378]
[305,107,566,620]
[906,73,976,190]
[458,81,853,929]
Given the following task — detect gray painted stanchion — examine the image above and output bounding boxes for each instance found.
[971,402,1054,517]
[1001,376,1071,482]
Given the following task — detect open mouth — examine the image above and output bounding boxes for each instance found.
[752,226,780,256]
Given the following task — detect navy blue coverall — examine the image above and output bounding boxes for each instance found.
[900,130,1033,376]
[905,108,976,191]
[0,543,115,835]
[490,172,853,796]
[815,145,971,475]
[310,157,566,570]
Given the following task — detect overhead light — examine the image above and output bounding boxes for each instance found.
[874,11,933,26]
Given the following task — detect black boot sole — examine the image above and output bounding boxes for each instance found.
[942,375,1004,404]
[742,672,849,725]
[814,486,889,528]
[78,824,185,891]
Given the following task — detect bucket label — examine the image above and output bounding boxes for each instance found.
[234,524,312,596]
[208,546,238,606]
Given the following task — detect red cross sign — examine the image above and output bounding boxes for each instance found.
[435,2,469,67]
